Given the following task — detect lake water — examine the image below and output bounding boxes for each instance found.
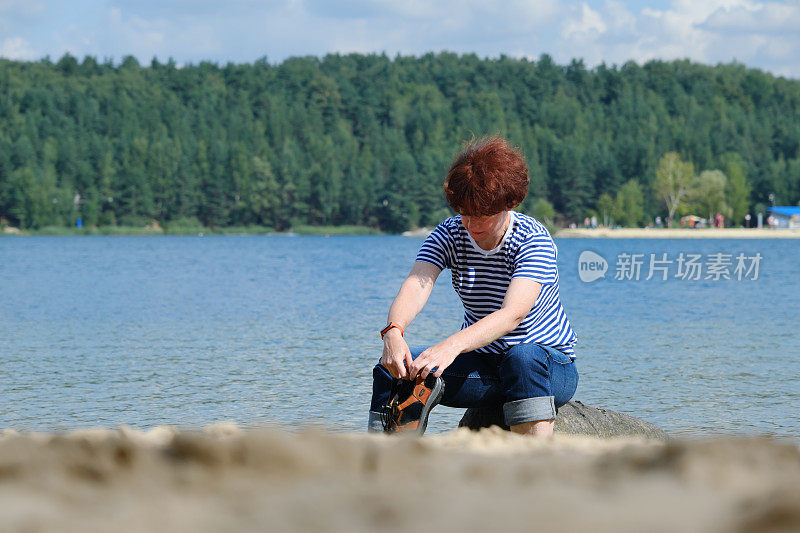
[0,235,797,438]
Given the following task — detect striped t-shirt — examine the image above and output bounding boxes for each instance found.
[416,211,577,357]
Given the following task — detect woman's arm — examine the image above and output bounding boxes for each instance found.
[408,277,542,379]
[381,261,441,379]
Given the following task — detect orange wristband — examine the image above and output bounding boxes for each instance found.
[380,322,404,339]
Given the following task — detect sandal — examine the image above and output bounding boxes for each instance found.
[380,374,444,435]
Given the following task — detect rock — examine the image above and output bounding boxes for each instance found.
[458,401,669,441]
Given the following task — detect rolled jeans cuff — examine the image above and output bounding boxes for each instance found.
[503,396,556,426]
[367,411,384,433]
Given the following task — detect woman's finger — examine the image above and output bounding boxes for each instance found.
[408,360,420,378]
[395,356,408,379]
[413,349,435,378]
[418,360,435,380]
[403,352,413,379]
[409,354,424,375]
[385,352,403,379]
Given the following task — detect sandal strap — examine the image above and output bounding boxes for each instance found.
[396,383,432,411]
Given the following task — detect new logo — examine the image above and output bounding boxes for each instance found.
[578,251,608,282]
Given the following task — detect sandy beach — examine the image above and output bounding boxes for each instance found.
[555,227,800,238]
[1,425,798,533]
[404,226,800,239]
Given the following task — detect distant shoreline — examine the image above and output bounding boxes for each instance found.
[1,224,383,237]
[5,225,800,239]
[555,227,800,239]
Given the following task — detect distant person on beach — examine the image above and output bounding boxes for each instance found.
[369,137,578,437]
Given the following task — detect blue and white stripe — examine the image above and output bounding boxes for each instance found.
[416,211,578,357]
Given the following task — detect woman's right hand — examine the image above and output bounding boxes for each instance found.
[380,329,413,379]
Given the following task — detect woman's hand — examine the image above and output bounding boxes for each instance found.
[408,340,461,380]
[381,329,413,379]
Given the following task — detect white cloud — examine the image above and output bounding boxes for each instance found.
[562,3,607,40]
[603,0,636,32]
[541,0,800,77]
[703,2,800,33]
[1,0,800,77]
[0,36,36,60]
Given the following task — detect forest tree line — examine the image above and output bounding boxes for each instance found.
[0,52,799,232]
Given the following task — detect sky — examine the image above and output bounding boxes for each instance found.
[1,0,800,78]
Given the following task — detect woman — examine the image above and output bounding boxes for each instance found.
[369,136,578,436]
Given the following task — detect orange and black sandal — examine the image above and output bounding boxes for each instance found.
[380,374,444,435]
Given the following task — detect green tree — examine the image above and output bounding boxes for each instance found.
[530,197,555,225]
[688,170,729,222]
[597,193,614,227]
[614,180,645,227]
[654,152,694,226]
[723,155,751,226]
[247,156,279,226]
[7,166,63,229]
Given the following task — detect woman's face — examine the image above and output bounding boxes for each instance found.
[461,211,508,247]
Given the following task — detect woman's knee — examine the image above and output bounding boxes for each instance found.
[373,363,393,382]
[370,363,394,412]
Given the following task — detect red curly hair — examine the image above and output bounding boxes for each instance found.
[443,136,529,216]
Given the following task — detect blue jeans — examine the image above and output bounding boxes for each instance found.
[369,343,578,431]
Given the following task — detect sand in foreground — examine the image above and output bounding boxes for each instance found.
[0,425,798,533]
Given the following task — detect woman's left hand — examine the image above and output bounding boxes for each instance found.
[408,341,461,380]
